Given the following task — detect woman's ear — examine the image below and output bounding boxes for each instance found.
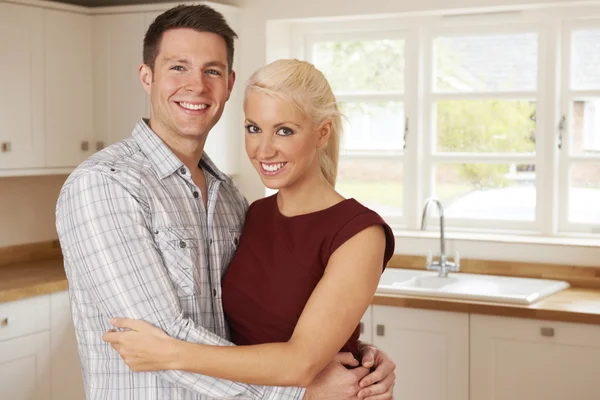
[316,120,333,148]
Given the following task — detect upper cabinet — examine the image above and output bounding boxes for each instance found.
[0,1,241,176]
[0,2,45,170]
[44,9,94,168]
[92,12,148,147]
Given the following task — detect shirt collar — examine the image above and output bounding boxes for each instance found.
[132,119,228,182]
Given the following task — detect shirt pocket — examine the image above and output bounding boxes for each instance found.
[220,228,242,271]
[155,226,200,297]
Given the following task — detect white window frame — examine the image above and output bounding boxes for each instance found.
[560,19,600,234]
[422,23,547,232]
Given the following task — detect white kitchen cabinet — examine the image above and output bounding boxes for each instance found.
[360,305,373,344]
[372,305,469,400]
[92,12,148,148]
[44,9,94,168]
[49,291,84,400]
[0,2,45,170]
[0,291,83,400]
[0,331,51,400]
[471,314,600,400]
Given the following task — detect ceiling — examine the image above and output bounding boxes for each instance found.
[52,0,238,7]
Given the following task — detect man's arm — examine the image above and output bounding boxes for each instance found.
[56,171,304,400]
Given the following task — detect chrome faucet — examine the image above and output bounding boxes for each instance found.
[420,197,460,278]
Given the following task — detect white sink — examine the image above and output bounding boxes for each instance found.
[377,268,570,305]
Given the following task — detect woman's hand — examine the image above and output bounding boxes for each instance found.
[102,318,179,372]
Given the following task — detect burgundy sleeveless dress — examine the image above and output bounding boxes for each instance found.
[221,194,394,357]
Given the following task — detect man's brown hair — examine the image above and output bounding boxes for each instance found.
[143,5,238,72]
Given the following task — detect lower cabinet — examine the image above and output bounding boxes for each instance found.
[372,305,469,400]
[0,331,51,400]
[471,314,600,400]
[0,291,84,400]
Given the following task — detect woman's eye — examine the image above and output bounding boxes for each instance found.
[245,124,260,134]
[277,127,294,136]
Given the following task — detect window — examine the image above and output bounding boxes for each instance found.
[308,34,407,222]
[562,24,600,231]
[427,31,539,229]
[286,5,600,236]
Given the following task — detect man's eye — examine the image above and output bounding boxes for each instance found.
[207,69,221,76]
[170,66,184,71]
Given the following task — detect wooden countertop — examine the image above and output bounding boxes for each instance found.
[0,259,67,303]
[1,259,599,325]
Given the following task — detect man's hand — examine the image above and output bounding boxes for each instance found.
[357,344,396,400]
[304,353,369,400]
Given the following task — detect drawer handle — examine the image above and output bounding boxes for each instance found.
[376,324,385,336]
[0,318,8,327]
[540,327,554,337]
[360,322,364,334]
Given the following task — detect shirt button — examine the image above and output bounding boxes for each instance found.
[179,167,187,175]
[193,191,199,198]
[209,238,213,245]
[233,237,239,245]
[213,288,218,297]
[179,240,187,248]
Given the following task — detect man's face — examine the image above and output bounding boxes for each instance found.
[140,28,235,143]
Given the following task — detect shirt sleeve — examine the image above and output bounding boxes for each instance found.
[328,211,395,270]
[56,171,305,400]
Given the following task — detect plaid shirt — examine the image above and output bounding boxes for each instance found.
[56,120,305,400]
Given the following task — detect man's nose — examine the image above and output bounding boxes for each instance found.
[185,73,208,93]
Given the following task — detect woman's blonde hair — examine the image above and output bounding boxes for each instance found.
[244,59,342,187]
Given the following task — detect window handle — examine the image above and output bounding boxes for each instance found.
[558,115,566,150]
[403,117,409,150]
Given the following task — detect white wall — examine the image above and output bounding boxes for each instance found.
[0,175,67,247]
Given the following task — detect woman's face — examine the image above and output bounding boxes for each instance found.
[244,90,327,190]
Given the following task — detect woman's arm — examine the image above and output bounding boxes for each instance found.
[105,224,386,387]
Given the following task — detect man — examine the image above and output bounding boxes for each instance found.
[56,5,395,400]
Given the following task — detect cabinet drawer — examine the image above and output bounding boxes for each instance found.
[0,295,50,341]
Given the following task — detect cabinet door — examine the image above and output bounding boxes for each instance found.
[49,291,84,400]
[372,306,469,400]
[93,13,147,147]
[471,314,600,400]
[0,331,51,400]
[0,2,45,169]
[44,9,94,168]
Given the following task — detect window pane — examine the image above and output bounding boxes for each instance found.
[436,100,536,153]
[313,39,405,92]
[340,101,405,150]
[571,29,600,90]
[571,99,600,155]
[435,163,536,220]
[337,157,402,216]
[569,163,600,224]
[434,33,538,92]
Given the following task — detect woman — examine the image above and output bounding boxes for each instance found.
[103,59,395,389]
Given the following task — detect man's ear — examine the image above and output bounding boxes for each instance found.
[316,120,333,148]
[226,70,236,101]
[139,63,153,95]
